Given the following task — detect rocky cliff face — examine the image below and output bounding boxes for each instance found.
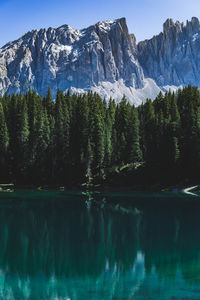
[2,16,200,104]
[0,18,145,101]
[137,17,200,88]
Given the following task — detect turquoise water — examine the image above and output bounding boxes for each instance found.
[0,190,199,299]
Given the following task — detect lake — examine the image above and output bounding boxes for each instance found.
[0,190,199,299]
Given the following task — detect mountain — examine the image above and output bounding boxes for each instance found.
[0,18,161,105]
[1,17,200,104]
[137,17,200,88]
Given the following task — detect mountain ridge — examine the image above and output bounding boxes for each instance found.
[0,17,200,105]
[138,16,200,88]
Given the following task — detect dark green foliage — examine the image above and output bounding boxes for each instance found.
[140,99,156,164]
[0,85,200,186]
[0,102,9,180]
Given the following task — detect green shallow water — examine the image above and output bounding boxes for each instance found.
[0,190,199,299]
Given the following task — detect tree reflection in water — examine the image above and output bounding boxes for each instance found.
[0,191,199,299]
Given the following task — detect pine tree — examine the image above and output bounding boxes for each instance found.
[92,111,105,174]
[0,102,9,180]
[114,96,132,164]
[104,98,116,167]
[44,88,54,116]
[128,106,142,163]
[55,89,65,180]
[15,95,30,180]
[142,99,156,165]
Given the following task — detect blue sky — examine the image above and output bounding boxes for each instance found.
[1,0,200,47]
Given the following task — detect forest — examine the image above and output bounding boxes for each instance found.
[0,85,199,187]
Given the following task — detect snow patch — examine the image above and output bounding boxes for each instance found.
[51,44,73,55]
[98,21,114,32]
[192,33,199,42]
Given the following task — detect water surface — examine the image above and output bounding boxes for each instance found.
[0,190,199,299]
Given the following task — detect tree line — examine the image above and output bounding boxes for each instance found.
[0,85,199,186]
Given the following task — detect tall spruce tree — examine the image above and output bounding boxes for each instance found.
[15,95,30,180]
[128,106,142,163]
[0,102,9,180]
[142,99,156,165]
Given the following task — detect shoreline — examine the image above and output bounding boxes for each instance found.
[0,182,199,196]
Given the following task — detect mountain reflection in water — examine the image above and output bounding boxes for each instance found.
[0,191,199,299]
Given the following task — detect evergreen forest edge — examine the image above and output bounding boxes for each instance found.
[0,85,199,188]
